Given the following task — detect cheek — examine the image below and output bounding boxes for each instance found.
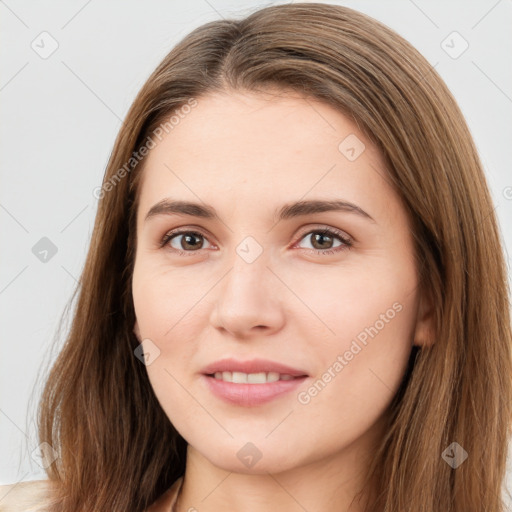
[132,259,209,340]
[132,263,207,430]
[295,313,414,456]
[294,258,418,430]
[131,261,209,398]
[289,250,418,348]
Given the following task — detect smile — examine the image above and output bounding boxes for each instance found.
[210,371,298,384]
[202,373,308,406]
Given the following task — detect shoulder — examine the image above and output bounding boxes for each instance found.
[0,480,56,512]
[0,477,183,512]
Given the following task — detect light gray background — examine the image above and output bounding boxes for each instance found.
[1,0,511,502]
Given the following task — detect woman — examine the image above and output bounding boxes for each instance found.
[1,3,510,511]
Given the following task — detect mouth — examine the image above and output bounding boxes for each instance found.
[201,357,309,379]
[200,358,309,407]
[206,371,305,384]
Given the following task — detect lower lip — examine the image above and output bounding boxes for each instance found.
[201,374,308,407]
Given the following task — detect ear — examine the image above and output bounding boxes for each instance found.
[413,288,435,347]
[133,319,141,342]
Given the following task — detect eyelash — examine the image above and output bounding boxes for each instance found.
[159,226,353,257]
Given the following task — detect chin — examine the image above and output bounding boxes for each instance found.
[191,437,306,475]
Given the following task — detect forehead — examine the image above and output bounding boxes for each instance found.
[135,90,398,223]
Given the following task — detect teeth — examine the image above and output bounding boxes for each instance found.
[212,371,298,384]
[232,371,247,384]
[248,372,267,384]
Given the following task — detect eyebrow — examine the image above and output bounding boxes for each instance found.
[144,198,375,223]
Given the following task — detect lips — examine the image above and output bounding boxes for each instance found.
[201,358,309,378]
[200,358,310,406]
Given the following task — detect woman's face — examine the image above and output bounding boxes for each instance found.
[132,89,432,474]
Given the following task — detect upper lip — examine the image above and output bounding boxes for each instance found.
[201,358,309,377]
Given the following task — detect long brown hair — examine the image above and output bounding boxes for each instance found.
[34,3,512,510]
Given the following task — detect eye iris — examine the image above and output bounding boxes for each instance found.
[181,233,203,250]
[312,232,334,250]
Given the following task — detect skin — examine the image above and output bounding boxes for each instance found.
[132,88,434,512]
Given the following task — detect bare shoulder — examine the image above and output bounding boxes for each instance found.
[0,480,57,512]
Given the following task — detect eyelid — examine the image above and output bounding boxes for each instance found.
[294,224,352,243]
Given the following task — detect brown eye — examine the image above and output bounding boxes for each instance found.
[296,228,352,255]
[161,230,211,253]
[310,231,336,250]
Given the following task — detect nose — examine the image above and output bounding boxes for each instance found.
[210,249,285,339]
